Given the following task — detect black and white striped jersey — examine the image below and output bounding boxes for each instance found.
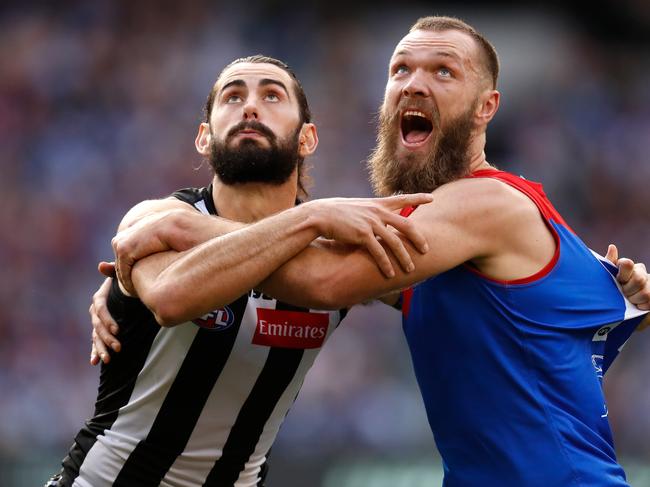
[57,186,347,487]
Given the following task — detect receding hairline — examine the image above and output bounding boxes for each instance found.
[408,16,499,88]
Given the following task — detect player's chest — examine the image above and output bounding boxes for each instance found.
[189,291,340,355]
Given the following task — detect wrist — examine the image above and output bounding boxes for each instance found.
[295,201,329,239]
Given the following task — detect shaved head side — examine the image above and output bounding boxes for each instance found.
[410,16,499,89]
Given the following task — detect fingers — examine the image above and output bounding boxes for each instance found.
[382,193,433,211]
[112,234,137,295]
[90,313,116,364]
[116,260,136,296]
[91,328,111,365]
[373,224,414,274]
[91,278,122,352]
[90,336,100,366]
[620,263,647,296]
[616,258,650,316]
[616,258,634,284]
[364,234,395,278]
[605,244,618,264]
[98,261,116,277]
[381,212,429,254]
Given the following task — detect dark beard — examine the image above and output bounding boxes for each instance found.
[367,103,475,196]
[209,120,302,186]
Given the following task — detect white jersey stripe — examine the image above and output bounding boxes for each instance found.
[75,325,199,485]
[162,301,272,485]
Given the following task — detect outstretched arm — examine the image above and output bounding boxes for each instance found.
[258,178,511,308]
[259,179,650,313]
[117,194,433,326]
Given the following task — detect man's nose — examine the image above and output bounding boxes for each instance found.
[402,70,431,98]
[242,99,259,120]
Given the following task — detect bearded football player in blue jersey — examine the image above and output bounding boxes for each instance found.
[89,18,650,487]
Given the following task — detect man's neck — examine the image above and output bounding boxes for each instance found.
[211,171,300,223]
[467,132,492,173]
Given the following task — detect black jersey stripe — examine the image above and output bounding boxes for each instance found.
[60,279,161,486]
[113,294,248,486]
[203,299,306,486]
[338,308,349,324]
[202,346,304,486]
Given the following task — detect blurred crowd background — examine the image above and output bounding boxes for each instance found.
[1,0,649,485]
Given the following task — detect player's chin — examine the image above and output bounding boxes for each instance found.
[394,142,431,167]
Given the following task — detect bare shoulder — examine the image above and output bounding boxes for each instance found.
[407,176,547,264]
[412,177,537,226]
[119,197,189,231]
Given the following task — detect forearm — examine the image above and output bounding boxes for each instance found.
[132,205,322,325]
[165,213,247,250]
[258,241,398,309]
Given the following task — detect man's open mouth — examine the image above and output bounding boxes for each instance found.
[400,110,433,147]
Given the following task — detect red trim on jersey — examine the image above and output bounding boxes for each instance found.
[402,288,414,318]
[400,206,417,217]
[463,168,568,285]
[469,169,575,233]
[399,207,416,317]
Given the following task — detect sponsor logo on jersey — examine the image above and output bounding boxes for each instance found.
[252,308,329,349]
[592,322,619,342]
[192,306,235,331]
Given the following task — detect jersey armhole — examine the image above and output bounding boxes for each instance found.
[462,173,562,286]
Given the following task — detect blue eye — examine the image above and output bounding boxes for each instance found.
[438,68,452,77]
[265,93,280,102]
[226,94,242,103]
[395,65,409,74]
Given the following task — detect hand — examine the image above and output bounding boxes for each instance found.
[112,209,200,295]
[306,193,433,278]
[90,276,121,365]
[605,244,650,331]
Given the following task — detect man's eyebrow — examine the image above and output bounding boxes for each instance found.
[259,78,290,97]
[219,79,246,93]
[434,51,462,63]
[392,49,462,63]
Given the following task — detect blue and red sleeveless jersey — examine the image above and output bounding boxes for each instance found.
[401,169,647,486]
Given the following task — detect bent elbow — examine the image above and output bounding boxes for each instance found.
[306,268,354,310]
[152,307,181,328]
[143,284,186,327]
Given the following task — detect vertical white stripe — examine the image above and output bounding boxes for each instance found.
[162,298,272,485]
[234,307,341,485]
[75,324,199,486]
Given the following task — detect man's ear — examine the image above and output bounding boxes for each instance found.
[298,123,318,157]
[195,122,211,156]
[475,89,500,127]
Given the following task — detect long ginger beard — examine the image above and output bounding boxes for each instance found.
[367,101,476,196]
